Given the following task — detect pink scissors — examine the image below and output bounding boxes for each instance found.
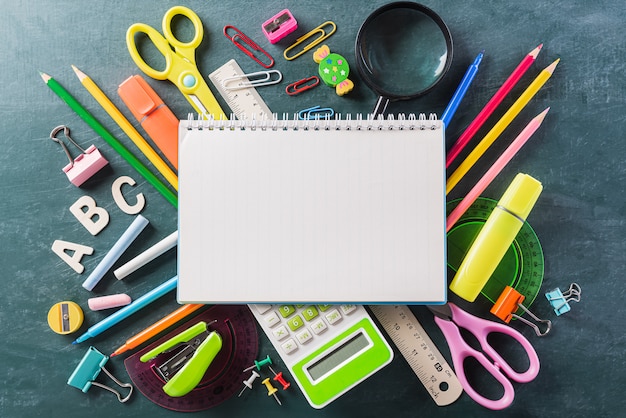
[428,303,540,410]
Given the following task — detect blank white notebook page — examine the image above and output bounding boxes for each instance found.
[178,117,446,304]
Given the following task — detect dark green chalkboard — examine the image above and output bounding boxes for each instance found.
[1,1,624,417]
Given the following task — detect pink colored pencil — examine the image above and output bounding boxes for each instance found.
[446,107,550,232]
[446,44,543,168]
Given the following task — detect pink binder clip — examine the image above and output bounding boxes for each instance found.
[262,9,298,44]
[50,125,108,186]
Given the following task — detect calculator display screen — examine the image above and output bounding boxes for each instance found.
[307,332,370,381]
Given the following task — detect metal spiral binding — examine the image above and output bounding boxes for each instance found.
[188,112,440,131]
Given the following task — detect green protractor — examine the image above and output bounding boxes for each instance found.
[446,197,545,308]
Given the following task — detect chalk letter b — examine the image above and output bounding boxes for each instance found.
[69,196,110,236]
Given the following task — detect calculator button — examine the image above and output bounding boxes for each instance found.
[252,304,272,315]
[302,306,319,321]
[281,338,298,354]
[310,319,328,335]
[272,325,289,341]
[278,305,296,318]
[264,311,281,328]
[317,304,332,312]
[325,309,342,325]
[287,315,304,331]
[296,329,313,344]
[340,305,357,315]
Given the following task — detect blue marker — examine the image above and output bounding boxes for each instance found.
[73,276,178,344]
[441,51,484,128]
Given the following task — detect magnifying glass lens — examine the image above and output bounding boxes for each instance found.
[358,7,450,97]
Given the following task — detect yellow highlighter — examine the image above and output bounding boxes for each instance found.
[449,173,543,302]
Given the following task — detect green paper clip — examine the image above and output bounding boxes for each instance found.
[67,346,133,402]
[141,321,222,397]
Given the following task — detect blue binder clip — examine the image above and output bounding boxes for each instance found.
[67,346,133,402]
[545,283,582,316]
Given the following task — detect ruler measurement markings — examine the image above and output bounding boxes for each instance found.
[370,305,463,406]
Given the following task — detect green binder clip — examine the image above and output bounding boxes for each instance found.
[140,321,222,397]
[67,346,133,402]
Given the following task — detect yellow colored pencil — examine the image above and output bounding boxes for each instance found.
[72,65,178,191]
[446,58,560,194]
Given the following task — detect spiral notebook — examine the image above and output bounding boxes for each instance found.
[177,114,446,304]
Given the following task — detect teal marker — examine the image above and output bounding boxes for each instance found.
[73,276,178,344]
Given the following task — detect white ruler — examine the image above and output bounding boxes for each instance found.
[208,59,273,121]
[370,305,463,406]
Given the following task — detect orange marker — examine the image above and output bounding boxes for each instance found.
[118,75,180,169]
[110,303,204,357]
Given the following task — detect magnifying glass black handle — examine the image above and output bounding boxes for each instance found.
[372,96,390,117]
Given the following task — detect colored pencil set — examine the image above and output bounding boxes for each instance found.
[445,44,559,227]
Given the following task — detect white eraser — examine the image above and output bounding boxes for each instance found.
[88,293,132,311]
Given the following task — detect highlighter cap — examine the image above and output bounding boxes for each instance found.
[498,173,543,220]
[118,75,163,121]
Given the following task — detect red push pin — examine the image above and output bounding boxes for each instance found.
[269,366,290,390]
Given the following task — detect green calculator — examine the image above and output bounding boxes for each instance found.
[249,304,394,408]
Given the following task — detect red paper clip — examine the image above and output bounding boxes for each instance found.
[285,76,320,95]
[223,25,274,68]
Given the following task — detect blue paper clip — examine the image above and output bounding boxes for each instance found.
[545,283,582,316]
[67,346,133,402]
[297,105,335,120]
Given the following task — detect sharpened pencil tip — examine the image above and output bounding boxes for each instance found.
[535,107,550,122]
[545,58,561,74]
[529,44,543,59]
[71,340,78,345]
[39,71,51,83]
[71,65,87,80]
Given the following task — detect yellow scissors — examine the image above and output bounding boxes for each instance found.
[126,6,225,118]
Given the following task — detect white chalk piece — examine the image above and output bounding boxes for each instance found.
[88,294,132,311]
[114,231,177,280]
[82,214,150,291]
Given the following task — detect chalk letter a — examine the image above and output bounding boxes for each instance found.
[51,240,94,274]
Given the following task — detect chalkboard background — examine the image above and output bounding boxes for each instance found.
[1,0,624,417]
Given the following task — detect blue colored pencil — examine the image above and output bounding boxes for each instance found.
[73,276,178,344]
[441,51,484,127]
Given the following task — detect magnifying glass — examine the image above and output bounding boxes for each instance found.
[355,2,453,116]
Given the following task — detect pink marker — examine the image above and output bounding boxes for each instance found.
[446,107,549,232]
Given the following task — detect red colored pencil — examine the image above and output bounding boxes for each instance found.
[446,44,542,168]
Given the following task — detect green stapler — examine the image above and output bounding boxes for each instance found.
[140,321,222,397]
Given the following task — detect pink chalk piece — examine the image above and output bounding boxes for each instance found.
[88,294,132,311]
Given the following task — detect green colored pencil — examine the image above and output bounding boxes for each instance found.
[40,72,178,208]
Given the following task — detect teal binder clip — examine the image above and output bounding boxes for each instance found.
[67,346,133,402]
[545,283,582,316]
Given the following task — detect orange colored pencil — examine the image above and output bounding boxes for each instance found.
[110,303,204,357]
